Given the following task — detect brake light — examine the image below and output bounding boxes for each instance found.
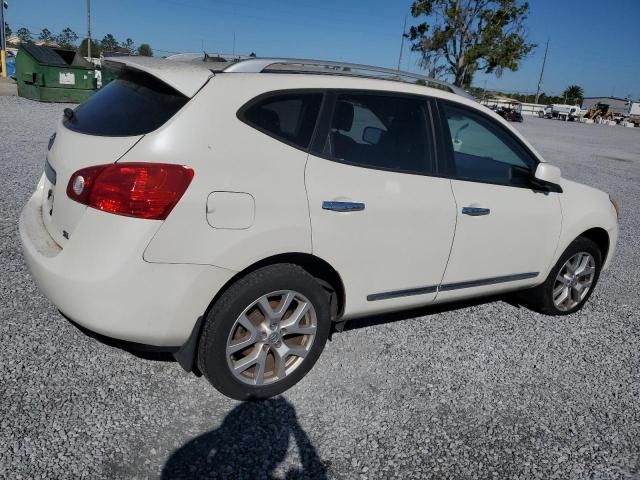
[67,163,194,220]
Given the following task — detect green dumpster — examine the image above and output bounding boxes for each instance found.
[16,44,97,103]
[100,64,120,88]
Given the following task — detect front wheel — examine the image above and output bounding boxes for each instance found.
[522,237,602,315]
[197,264,331,400]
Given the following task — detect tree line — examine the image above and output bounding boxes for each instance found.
[4,23,152,57]
[469,84,586,106]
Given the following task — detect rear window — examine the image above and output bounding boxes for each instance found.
[63,70,188,136]
[240,92,323,150]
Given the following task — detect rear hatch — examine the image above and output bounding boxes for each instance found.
[42,67,200,247]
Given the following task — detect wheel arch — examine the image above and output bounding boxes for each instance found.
[579,227,610,264]
[204,252,346,322]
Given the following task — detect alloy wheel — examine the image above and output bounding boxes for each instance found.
[226,290,317,386]
[552,252,596,311]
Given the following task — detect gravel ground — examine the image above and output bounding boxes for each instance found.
[1,96,639,480]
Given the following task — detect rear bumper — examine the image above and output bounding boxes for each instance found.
[19,189,236,347]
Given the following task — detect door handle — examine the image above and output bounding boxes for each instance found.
[322,201,365,212]
[462,206,490,216]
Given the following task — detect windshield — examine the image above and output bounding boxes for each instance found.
[63,70,188,136]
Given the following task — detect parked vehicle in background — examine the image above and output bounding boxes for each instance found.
[19,56,620,400]
[496,102,523,122]
[621,101,640,126]
[484,97,523,122]
[538,104,581,121]
[553,104,579,121]
[538,105,553,119]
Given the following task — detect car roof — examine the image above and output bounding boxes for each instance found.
[103,55,474,99]
[102,56,544,162]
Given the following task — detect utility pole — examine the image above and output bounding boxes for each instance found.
[1,0,7,78]
[534,39,549,105]
[86,0,91,59]
[397,13,407,72]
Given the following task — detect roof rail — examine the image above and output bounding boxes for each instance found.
[165,52,250,62]
[221,57,473,99]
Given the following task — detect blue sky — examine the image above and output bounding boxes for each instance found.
[5,0,639,98]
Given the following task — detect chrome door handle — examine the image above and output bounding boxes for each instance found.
[322,201,365,212]
[462,206,490,216]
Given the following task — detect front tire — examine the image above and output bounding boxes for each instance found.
[523,237,602,315]
[197,264,331,400]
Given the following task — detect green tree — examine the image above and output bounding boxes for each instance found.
[38,28,54,44]
[16,27,33,43]
[56,27,78,50]
[407,0,536,88]
[136,43,153,56]
[120,37,135,55]
[78,38,101,57]
[562,84,584,104]
[5,22,12,39]
[100,33,119,52]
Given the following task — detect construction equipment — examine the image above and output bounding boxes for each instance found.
[584,103,614,123]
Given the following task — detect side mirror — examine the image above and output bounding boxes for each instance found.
[533,163,563,193]
[362,126,383,145]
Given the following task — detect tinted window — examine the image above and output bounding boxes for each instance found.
[443,103,535,186]
[242,93,323,149]
[323,94,431,174]
[63,70,188,136]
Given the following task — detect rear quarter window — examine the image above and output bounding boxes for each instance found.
[239,92,323,150]
[63,70,188,136]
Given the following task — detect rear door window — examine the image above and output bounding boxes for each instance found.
[319,93,433,175]
[63,70,188,136]
[240,92,323,150]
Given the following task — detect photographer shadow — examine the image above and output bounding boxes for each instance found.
[162,397,328,480]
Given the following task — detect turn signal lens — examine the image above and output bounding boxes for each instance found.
[67,163,194,220]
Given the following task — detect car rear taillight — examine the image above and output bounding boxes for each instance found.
[67,163,194,220]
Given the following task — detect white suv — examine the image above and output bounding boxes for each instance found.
[20,57,619,400]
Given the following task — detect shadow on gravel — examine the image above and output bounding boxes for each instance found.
[161,397,328,479]
[341,294,522,332]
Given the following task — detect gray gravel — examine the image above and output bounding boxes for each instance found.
[1,96,639,479]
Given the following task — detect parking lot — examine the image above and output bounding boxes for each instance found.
[0,95,638,479]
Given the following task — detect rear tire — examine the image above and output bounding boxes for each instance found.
[522,237,602,315]
[197,264,331,400]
